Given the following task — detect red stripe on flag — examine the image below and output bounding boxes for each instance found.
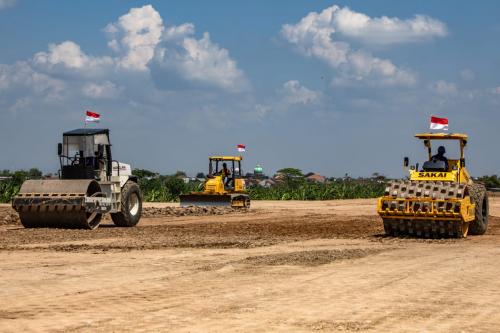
[431,116,448,125]
[86,110,100,118]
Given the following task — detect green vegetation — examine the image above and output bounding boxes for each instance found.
[476,175,500,190]
[248,179,385,200]
[134,170,200,202]
[0,169,43,203]
[3,166,498,203]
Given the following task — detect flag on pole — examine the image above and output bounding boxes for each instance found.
[85,110,100,123]
[237,144,246,152]
[430,115,448,130]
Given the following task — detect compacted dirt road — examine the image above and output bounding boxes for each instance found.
[1,198,500,332]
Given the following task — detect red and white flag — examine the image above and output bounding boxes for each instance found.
[430,115,448,130]
[237,144,246,152]
[85,110,100,123]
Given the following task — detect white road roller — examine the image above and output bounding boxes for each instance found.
[12,128,142,229]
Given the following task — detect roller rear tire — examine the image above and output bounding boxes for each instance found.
[468,184,488,235]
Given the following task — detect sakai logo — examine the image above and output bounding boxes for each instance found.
[417,172,447,178]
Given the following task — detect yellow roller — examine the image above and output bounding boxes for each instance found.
[377,133,489,238]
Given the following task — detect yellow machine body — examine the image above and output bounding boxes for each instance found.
[180,156,250,208]
[377,133,486,238]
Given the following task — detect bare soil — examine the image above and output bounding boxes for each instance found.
[1,198,500,332]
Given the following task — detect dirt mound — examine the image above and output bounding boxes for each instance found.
[142,206,247,218]
[0,214,383,251]
[0,205,245,227]
[0,207,20,226]
[241,248,385,266]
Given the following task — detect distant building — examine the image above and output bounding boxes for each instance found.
[305,173,327,183]
[258,179,276,188]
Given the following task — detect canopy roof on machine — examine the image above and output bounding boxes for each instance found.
[63,128,109,136]
[209,156,243,161]
[415,133,468,140]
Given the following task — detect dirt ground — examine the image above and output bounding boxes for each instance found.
[1,198,500,332]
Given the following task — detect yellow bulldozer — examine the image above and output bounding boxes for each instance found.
[377,133,488,238]
[180,156,250,208]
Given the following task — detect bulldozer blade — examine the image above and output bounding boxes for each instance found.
[180,194,233,207]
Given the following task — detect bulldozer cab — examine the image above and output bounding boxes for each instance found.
[410,133,471,183]
[58,129,113,181]
[208,156,244,191]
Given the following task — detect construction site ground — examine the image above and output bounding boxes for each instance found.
[2,197,500,332]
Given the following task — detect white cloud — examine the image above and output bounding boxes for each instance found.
[431,80,457,95]
[333,6,447,45]
[0,4,248,123]
[16,4,246,95]
[282,6,349,67]
[250,80,322,119]
[281,5,419,86]
[0,0,16,10]
[0,62,66,111]
[154,26,248,92]
[33,41,113,72]
[82,81,122,99]
[104,5,247,90]
[281,80,322,105]
[0,62,64,96]
[166,32,247,91]
[106,5,164,71]
[164,23,195,41]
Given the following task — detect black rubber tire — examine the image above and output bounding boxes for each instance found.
[468,184,489,235]
[111,180,142,227]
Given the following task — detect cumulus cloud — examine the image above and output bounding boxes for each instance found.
[33,41,113,73]
[105,5,164,71]
[281,5,421,86]
[155,31,248,92]
[332,6,447,45]
[0,3,247,111]
[0,0,16,10]
[164,23,195,41]
[103,5,247,91]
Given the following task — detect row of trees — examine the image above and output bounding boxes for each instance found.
[1,167,499,203]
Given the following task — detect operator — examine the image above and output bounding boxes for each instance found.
[432,146,449,170]
[221,162,232,186]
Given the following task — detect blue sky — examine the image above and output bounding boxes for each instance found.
[0,0,499,177]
